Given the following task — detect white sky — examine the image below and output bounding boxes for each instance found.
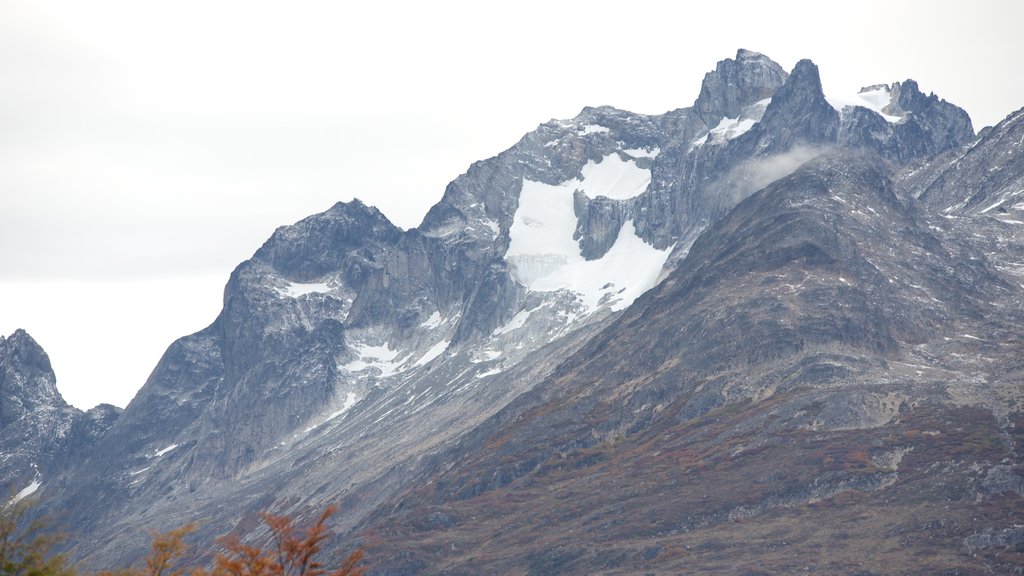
[2,0,1023,410]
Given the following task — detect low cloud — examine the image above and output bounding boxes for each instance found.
[712,144,833,208]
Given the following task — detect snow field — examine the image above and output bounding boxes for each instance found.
[505,157,672,314]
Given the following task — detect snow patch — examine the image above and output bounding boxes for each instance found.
[471,349,502,363]
[476,367,503,379]
[579,124,611,135]
[420,312,443,329]
[325,391,359,420]
[579,154,651,200]
[505,178,582,285]
[11,478,41,504]
[151,444,179,458]
[342,342,406,377]
[691,98,771,149]
[506,185,672,314]
[531,220,672,312]
[492,310,532,336]
[827,86,902,123]
[482,218,500,237]
[701,117,758,144]
[276,281,333,298]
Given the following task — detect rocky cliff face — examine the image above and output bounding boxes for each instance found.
[7,49,1020,575]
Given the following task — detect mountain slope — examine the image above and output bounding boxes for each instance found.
[360,152,1023,575]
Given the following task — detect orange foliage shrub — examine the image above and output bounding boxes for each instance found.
[215,506,363,576]
[102,506,362,576]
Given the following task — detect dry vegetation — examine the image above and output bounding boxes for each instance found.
[1,502,362,576]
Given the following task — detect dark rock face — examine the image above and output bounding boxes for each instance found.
[693,49,790,127]
[10,50,1021,575]
[752,59,840,150]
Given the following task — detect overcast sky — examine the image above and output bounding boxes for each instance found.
[2,0,1023,410]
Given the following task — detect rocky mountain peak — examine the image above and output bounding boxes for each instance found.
[693,48,789,127]
[0,329,64,428]
[253,198,402,280]
[888,79,930,113]
[750,58,839,150]
[735,48,768,61]
[325,198,390,221]
[777,58,828,105]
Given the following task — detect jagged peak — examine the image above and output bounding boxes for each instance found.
[324,198,394,224]
[6,328,37,346]
[693,49,789,127]
[735,48,770,62]
[270,198,399,236]
[750,58,838,150]
[790,59,823,85]
[859,83,891,94]
[763,58,832,113]
[250,198,402,280]
[1,329,68,428]
[2,329,52,372]
[885,79,957,117]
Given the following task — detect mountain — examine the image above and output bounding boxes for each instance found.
[3,50,1021,575]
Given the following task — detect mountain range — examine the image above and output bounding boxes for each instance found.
[2,49,1022,575]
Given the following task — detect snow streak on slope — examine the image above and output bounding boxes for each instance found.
[694,117,757,146]
[692,98,772,148]
[505,173,672,313]
[415,340,450,367]
[11,477,41,504]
